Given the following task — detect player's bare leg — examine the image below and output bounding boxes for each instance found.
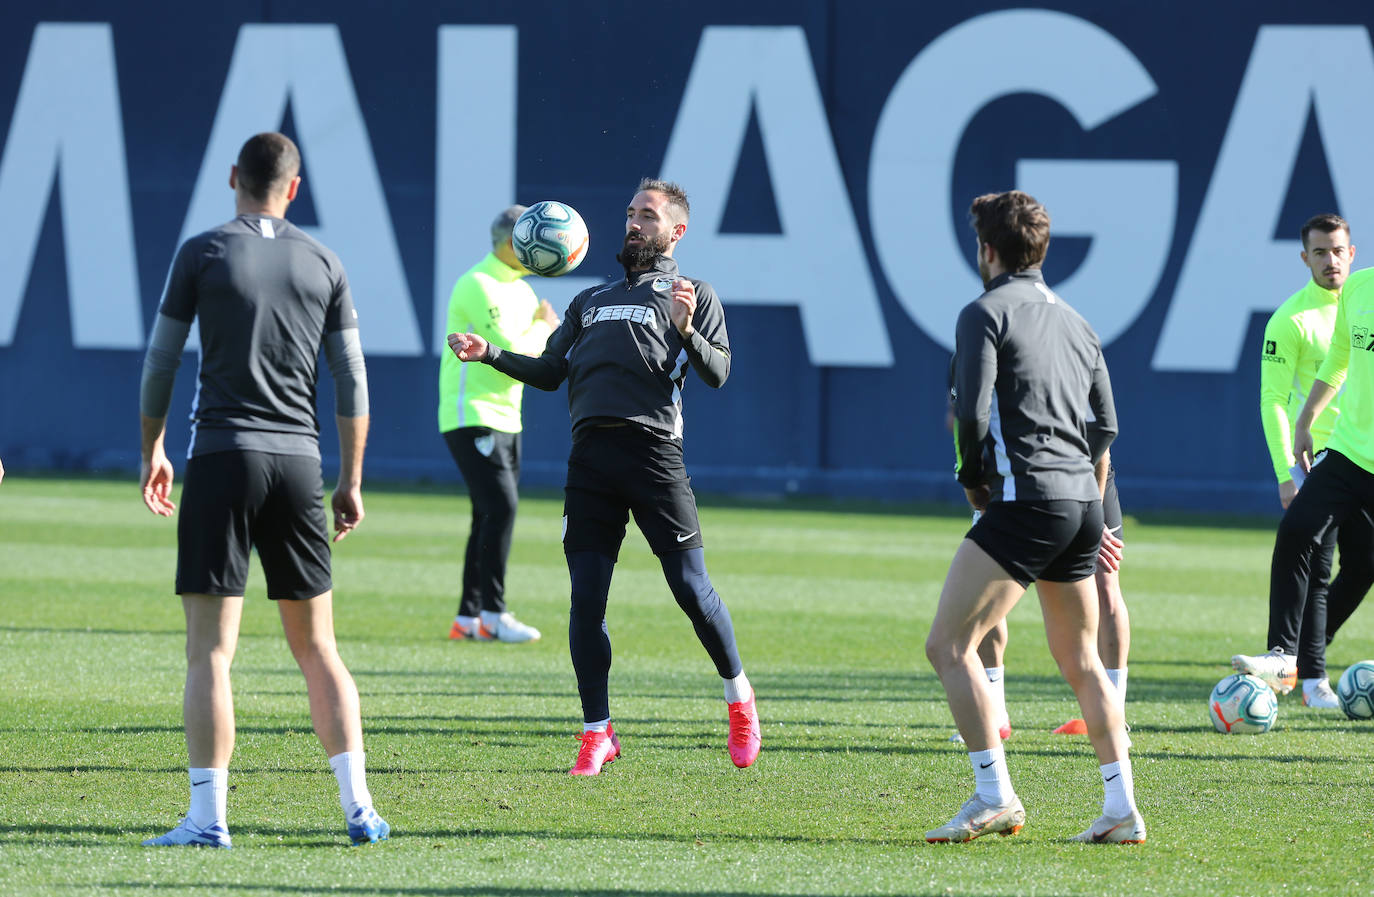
[279,592,387,844]
[925,541,1027,842]
[926,540,1024,751]
[1037,578,1126,762]
[278,592,363,756]
[1095,567,1129,676]
[144,594,242,847]
[182,594,243,767]
[976,618,1006,669]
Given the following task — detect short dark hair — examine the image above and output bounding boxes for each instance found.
[638,177,690,225]
[491,204,527,248]
[968,190,1050,272]
[1301,213,1350,249]
[235,132,301,201]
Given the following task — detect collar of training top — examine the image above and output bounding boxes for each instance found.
[984,267,1046,291]
[622,254,680,285]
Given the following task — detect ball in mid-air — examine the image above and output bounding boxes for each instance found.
[1336,661,1374,720]
[512,200,589,277]
[1209,673,1277,734]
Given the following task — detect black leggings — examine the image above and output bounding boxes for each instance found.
[566,547,742,723]
[1268,450,1374,678]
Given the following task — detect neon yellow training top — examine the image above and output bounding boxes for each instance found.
[437,252,553,434]
[1318,267,1374,475]
[1259,278,1342,483]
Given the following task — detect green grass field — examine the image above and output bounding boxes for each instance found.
[2,476,1372,896]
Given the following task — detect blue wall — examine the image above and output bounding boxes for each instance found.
[2,2,1372,512]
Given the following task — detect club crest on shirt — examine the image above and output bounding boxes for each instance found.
[652,276,675,292]
[1355,325,1371,351]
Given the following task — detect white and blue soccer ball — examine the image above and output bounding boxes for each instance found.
[1209,673,1278,734]
[512,200,589,277]
[1336,661,1374,720]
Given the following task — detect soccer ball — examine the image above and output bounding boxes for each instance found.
[1209,673,1277,734]
[512,200,589,277]
[1336,661,1374,720]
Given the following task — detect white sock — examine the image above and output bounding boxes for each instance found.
[723,671,752,704]
[480,610,503,628]
[1106,667,1128,703]
[329,751,373,815]
[456,614,479,628]
[984,666,1008,725]
[1302,677,1329,695]
[1100,758,1137,817]
[187,767,227,829]
[969,747,1015,805]
[583,717,610,734]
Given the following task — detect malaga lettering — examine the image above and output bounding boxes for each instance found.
[1,14,1371,373]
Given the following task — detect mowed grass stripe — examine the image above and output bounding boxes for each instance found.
[2,475,1373,896]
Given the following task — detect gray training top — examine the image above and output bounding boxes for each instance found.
[139,214,368,459]
[482,255,730,441]
[951,268,1116,502]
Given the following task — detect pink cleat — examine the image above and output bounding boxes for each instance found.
[727,694,761,768]
[569,724,621,776]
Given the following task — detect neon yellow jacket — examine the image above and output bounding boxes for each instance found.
[437,253,553,434]
[1318,267,1374,474]
[1260,279,1342,483]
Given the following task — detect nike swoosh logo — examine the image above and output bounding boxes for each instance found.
[979,761,995,769]
[675,531,697,542]
[1091,821,1129,843]
[1105,773,1120,782]
[190,779,212,787]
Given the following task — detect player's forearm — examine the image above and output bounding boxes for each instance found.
[140,415,167,462]
[485,344,568,391]
[1258,403,1295,481]
[682,330,730,388]
[1296,379,1338,433]
[335,415,368,488]
[1094,450,1110,499]
[953,417,987,487]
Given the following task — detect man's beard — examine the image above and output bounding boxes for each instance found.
[618,232,671,272]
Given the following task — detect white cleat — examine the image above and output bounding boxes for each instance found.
[925,794,1025,843]
[1302,677,1340,709]
[1231,647,1297,695]
[142,817,232,848]
[1073,810,1146,844]
[481,612,542,643]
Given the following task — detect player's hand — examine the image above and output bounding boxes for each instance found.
[534,300,560,328]
[1278,479,1298,509]
[963,484,990,511]
[447,331,490,362]
[1294,426,1316,473]
[331,485,364,543]
[140,454,176,517]
[669,277,696,336]
[1096,525,1124,573]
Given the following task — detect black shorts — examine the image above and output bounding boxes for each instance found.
[1103,464,1123,537]
[563,425,703,560]
[967,499,1104,587]
[176,450,332,600]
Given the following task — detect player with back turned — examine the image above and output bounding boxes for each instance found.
[924,190,1142,844]
[138,132,388,847]
[447,178,761,776]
